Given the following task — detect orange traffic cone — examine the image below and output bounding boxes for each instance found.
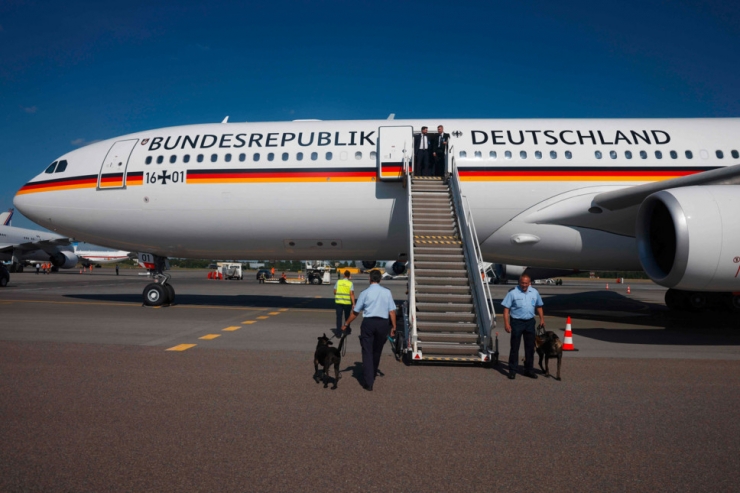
[562,316,577,351]
[627,286,631,294]
[606,283,609,290]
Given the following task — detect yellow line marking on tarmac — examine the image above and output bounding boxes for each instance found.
[257,316,269,319]
[314,296,322,298]
[241,321,256,325]
[278,308,289,312]
[223,326,241,331]
[0,299,275,311]
[199,334,221,340]
[166,344,196,351]
[268,311,280,315]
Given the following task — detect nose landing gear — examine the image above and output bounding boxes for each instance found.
[141,254,175,307]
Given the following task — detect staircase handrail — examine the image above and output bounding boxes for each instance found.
[448,157,496,349]
[405,169,417,354]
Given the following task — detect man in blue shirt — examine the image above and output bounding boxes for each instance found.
[342,270,397,391]
[501,274,545,380]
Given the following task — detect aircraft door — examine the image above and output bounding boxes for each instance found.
[377,126,413,181]
[98,139,138,189]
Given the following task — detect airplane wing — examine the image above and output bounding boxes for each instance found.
[592,162,740,211]
[517,163,740,237]
[0,238,73,254]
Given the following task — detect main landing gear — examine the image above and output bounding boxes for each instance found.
[142,255,176,307]
[665,288,740,313]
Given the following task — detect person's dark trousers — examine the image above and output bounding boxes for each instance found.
[434,153,446,177]
[415,149,430,176]
[359,317,390,388]
[335,303,351,330]
[508,317,536,374]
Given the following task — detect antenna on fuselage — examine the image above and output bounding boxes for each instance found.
[221,116,229,123]
[387,113,395,120]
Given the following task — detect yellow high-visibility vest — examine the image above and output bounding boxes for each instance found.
[335,279,353,305]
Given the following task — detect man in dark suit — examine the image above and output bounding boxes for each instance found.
[413,126,432,176]
[432,125,450,177]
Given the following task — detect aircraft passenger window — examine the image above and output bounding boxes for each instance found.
[609,150,617,159]
[732,150,739,159]
[490,151,497,159]
[55,160,68,172]
[655,151,662,159]
[595,151,602,159]
[239,153,245,162]
[535,151,542,160]
[565,151,572,159]
[685,150,693,159]
[639,151,647,159]
[716,150,724,159]
[225,153,232,162]
[169,155,177,164]
[326,152,333,160]
[183,155,190,163]
[45,161,58,173]
[625,151,632,159]
[370,151,377,160]
[670,150,677,159]
[459,151,467,158]
[157,156,164,164]
[550,151,557,159]
[267,153,275,161]
[505,151,512,160]
[520,151,527,159]
[210,154,218,163]
[297,152,304,161]
[311,152,318,161]
[355,152,362,160]
[145,157,152,165]
[282,152,289,161]
[253,153,260,162]
[474,151,482,158]
[197,154,204,162]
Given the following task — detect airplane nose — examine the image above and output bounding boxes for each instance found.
[13,181,54,230]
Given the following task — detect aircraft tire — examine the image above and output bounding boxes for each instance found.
[724,293,740,313]
[143,283,167,307]
[164,284,176,305]
[311,277,321,285]
[665,289,687,310]
[0,275,8,287]
[687,292,708,310]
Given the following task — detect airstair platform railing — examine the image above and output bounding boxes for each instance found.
[448,157,496,352]
[405,169,417,355]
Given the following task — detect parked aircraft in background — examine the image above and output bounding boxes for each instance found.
[0,208,13,226]
[13,118,740,310]
[73,244,133,267]
[0,209,77,272]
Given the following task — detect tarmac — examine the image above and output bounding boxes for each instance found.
[1,269,740,492]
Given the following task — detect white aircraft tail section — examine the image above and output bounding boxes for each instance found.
[0,208,13,226]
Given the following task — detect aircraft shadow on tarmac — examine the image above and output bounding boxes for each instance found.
[493,291,740,346]
[64,293,337,309]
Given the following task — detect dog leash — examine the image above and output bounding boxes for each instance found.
[330,330,349,357]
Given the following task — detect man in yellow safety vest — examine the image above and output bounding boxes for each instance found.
[334,270,355,335]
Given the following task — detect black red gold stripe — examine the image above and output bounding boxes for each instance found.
[457,166,718,181]
[126,172,143,186]
[186,167,377,183]
[16,174,99,194]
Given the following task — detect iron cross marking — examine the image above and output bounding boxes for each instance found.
[157,171,172,185]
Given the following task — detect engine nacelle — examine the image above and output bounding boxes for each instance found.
[388,261,407,276]
[494,264,574,282]
[494,264,526,281]
[360,260,377,270]
[636,186,740,291]
[50,250,78,269]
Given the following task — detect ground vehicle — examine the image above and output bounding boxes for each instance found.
[217,262,243,280]
[256,269,272,280]
[304,261,332,285]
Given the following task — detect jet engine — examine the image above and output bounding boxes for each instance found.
[50,250,79,269]
[636,186,740,291]
[388,261,407,276]
[360,261,377,270]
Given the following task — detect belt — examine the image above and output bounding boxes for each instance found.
[363,316,388,321]
[511,317,534,321]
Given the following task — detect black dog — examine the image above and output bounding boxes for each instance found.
[535,329,563,380]
[313,332,347,389]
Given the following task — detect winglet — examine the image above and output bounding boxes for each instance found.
[387,113,395,120]
[221,116,229,123]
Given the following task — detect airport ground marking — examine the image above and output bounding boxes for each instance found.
[268,311,280,315]
[278,308,289,312]
[223,326,241,331]
[242,320,256,325]
[166,344,196,351]
[199,334,221,340]
[257,316,269,320]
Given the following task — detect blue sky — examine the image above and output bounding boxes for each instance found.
[2,0,739,230]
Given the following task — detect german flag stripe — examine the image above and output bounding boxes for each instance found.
[458,166,717,181]
[187,167,377,183]
[17,175,99,194]
[126,172,143,186]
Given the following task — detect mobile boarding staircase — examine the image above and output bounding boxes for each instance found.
[398,149,498,364]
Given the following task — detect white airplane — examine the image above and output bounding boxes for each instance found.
[0,208,78,272]
[355,260,407,276]
[73,244,133,267]
[12,118,740,310]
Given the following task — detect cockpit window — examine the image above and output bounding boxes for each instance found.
[45,161,58,174]
[55,160,68,173]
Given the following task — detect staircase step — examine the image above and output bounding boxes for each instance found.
[416,276,469,286]
[415,285,471,294]
[416,269,467,277]
[418,332,479,344]
[416,302,474,313]
[416,321,478,332]
[415,253,464,261]
[414,246,464,255]
[415,261,466,269]
[417,311,476,322]
[418,342,481,356]
[413,219,456,227]
[416,293,472,303]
